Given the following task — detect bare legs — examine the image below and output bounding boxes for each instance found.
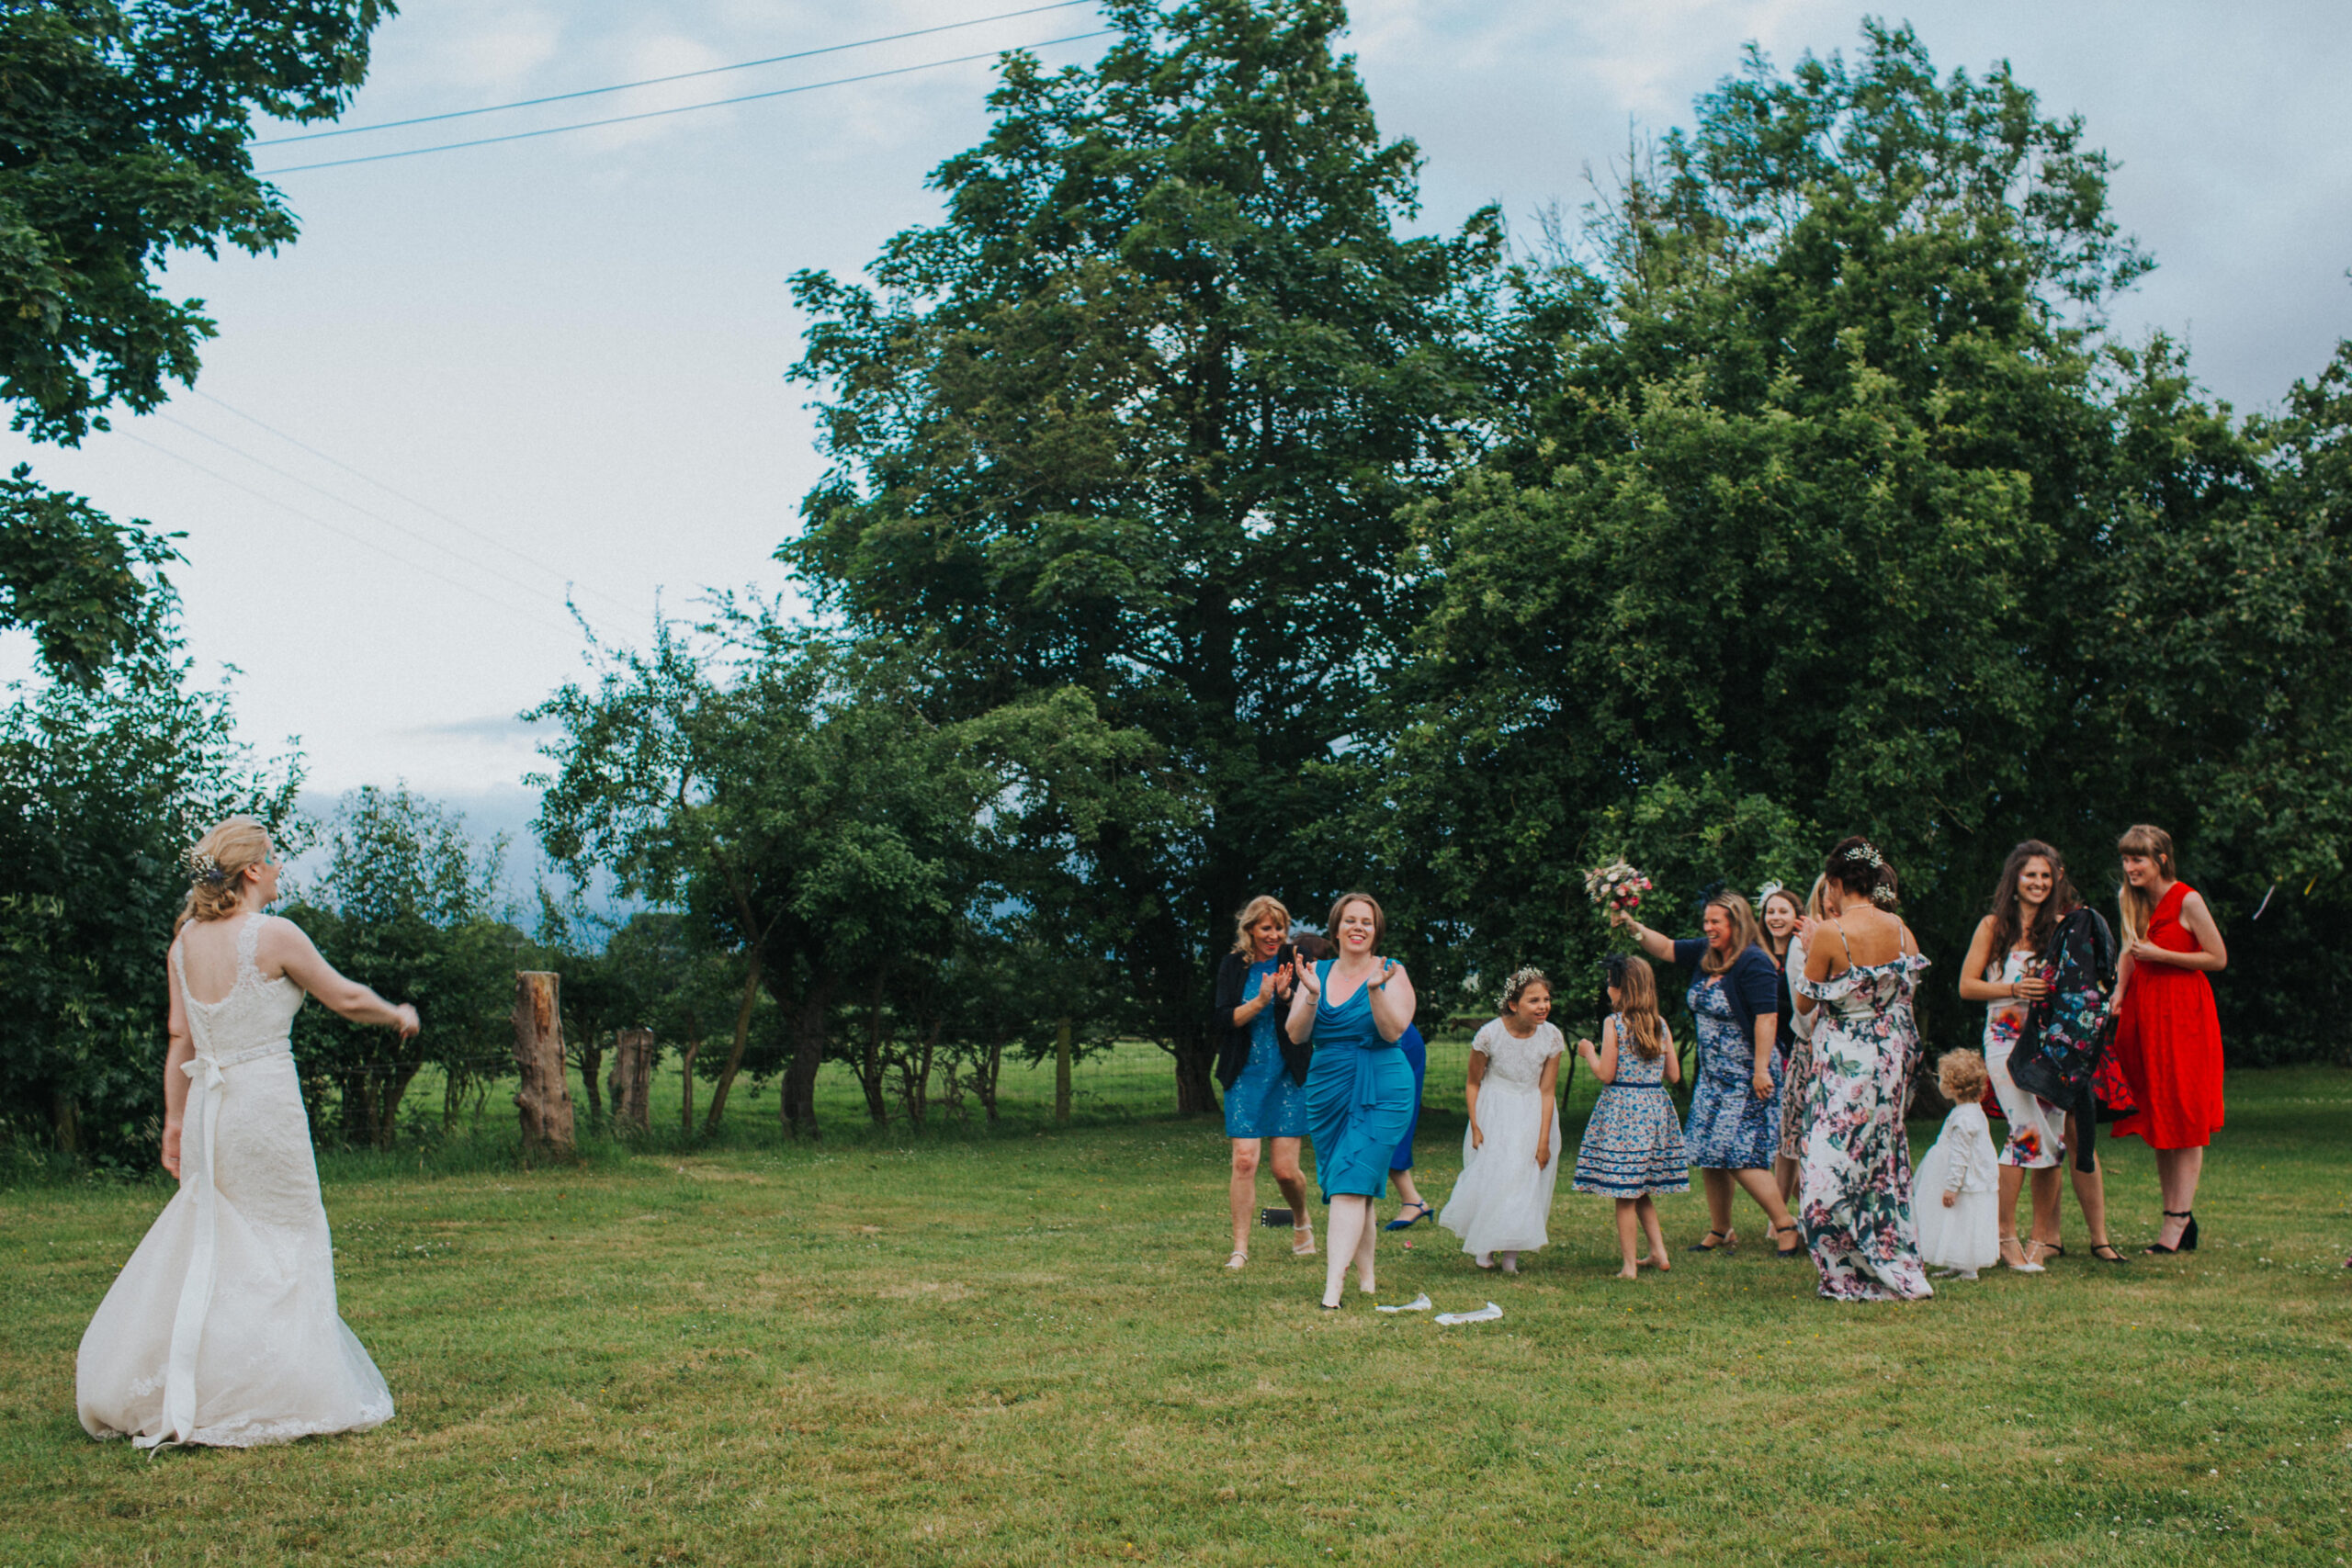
[1229,1137,1311,1259]
[1996,1163,2062,1266]
[1699,1167,1798,1249]
[1387,1168,1428,1223]
[1322,1194,1376,1307]
[1615,1197,1669,1279]
[1774,1153,1800,1205]
[2153,1145,2205,1247]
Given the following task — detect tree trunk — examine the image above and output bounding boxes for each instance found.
[1171,1021,1219,1116]
[1055,1017,1073,1124]
[373,1061,422,1151]
[679,1035,700,1139]
[607,1028,655,1137]
[577,1038,605,1131]
[51,1089,79,1155]
[702,949,763,1137]
[782,976,831,1140]
[859,984,889,1125]
[512,970,576,1162]
[979,1038,1002,1124]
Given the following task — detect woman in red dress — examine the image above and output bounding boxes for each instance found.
[2109,824,2229,1254]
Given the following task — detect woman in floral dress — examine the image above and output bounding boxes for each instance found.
[1792,838,1933,1303]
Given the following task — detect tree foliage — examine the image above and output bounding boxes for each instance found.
[784,0,1503,1105]
[1380,22,2352,1057]
[0,605,301,1166]
[283,786,526,1149]
[0,0,394,684]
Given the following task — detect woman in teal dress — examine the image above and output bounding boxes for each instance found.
[1290,892,1418,1310]
[1212,897,1312,1269]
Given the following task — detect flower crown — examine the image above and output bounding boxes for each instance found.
[186,849,228,886]
[1498,965,1551,1013]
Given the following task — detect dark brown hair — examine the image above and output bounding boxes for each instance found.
[1986,840,2078,962]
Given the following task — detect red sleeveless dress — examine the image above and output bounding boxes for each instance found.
[2110,882,2224,1150]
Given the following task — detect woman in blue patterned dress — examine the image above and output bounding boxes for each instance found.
[1792,838,1933,1303]
[1211,896,1312,1269]
[1619,893,1804,1258]
[1290,893,1418,1310]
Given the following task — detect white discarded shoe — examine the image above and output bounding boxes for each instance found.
[1435,1302,1503,1326]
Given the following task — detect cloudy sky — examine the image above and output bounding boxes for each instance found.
[6,0,2347,852]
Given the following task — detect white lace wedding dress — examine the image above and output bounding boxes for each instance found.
[77,914,393,1448]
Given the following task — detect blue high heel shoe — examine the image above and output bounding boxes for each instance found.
[1385,1201,1434,1232]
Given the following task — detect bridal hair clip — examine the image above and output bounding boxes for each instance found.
[1870,885,1899,906]
[186,851,226,886]
[1757,880,1785,903]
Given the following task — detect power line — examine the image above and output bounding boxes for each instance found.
[259,29,1117,175]
[187,390,639,623]
[256,1,1097,146]
[153,411,626,642]
[121,432,596,647]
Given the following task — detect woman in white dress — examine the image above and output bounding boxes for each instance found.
[77,817,413,1449]
[1438,969,1565,1272]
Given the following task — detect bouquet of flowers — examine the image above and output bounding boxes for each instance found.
[1583,858,1652,918]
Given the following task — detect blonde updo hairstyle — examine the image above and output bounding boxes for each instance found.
[176,816,273,935]
[1937,1048,1990,1105]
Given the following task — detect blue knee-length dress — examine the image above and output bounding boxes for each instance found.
[1223,957,1309,1139]
[1388,1025,1426,1172]
[1682,972,1783,1170]
[1305,961,1415,1201]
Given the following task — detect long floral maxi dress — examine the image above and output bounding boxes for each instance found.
[1792,947,1933,1303]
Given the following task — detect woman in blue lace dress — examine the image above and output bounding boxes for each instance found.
[1792,838,1934,1303]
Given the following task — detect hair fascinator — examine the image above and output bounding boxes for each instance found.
[186,850,227,886]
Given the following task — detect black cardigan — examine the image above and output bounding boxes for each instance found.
[1210,952,1312,1091]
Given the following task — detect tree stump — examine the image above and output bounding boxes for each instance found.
[607,1027,655,1138]
[512,971,575,1162]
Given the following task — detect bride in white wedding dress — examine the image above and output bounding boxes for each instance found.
[77,816,416,1449]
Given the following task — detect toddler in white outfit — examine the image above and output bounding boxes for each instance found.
[1914,1049,2000,1279]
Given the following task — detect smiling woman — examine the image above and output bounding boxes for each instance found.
[1289,892,1418,1311]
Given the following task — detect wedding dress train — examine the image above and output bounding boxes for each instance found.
[76,914,392,1447]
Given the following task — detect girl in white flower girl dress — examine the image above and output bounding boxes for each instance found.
[1914,1049,2000,1280]
[1438,968,1565,1273]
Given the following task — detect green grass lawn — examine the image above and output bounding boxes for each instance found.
[4,1057,2349,1566]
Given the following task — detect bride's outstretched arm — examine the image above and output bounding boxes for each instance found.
[266,919,421,1037]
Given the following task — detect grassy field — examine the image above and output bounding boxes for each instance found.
[4,1053,2349,1566]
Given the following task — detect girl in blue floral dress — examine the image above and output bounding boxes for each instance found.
[1792,839,1934,1303]
[1573,955,1690,1279]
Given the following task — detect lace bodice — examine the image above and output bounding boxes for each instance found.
[173,915,304,1066]
[1473,1019,1563,1087]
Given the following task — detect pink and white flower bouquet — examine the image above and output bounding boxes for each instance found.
[1583,858,1653,918]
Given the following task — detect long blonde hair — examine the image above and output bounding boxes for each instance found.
[1699,891,1762,976]
[2116,823,2177,945]
[1230,894,1291,955]
[175,816,273,935]
[1804,874,1830,920]
[1609,953,1668,1060]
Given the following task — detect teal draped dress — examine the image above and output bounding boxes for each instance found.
[1305,960,1416,1201]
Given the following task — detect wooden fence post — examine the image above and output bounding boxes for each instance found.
[513,971,575,1162]
[607,1027,655,1138]
[1055,1017,1073,1124]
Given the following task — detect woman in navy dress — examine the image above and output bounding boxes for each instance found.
[1211,897,1312,1269]
[1618,891,1803,1258]
[1289,892,1419,1309]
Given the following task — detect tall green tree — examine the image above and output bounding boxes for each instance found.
[785,0,1502,1108]
[0,0,396,684]
[1383,23,2352,1057]
[0,606,300,1164]
[284,786,523,1149]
